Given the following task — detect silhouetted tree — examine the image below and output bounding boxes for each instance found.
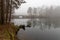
[0,0,5,24]
[0,0,26,24]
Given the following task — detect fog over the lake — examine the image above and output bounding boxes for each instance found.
[15,0,60,15]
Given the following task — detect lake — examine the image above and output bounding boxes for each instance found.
[12,18,60,40]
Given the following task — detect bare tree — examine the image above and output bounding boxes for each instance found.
[27,7,33,16]
[33,8,37,16]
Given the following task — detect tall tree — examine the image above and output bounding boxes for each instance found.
[33,8,37,16]
[0,0,5,24]
[27,7,33,16]
[0,0,26,24]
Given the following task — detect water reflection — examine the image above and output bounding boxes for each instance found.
[25,18,60,31]
[14,18,60,40]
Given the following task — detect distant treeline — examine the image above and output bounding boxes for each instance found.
[27,6,60,18]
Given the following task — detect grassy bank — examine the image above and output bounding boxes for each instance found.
[0,24,19,40]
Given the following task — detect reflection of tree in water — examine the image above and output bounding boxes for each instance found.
[27,18,60,31]
[27,19,37,27]
[32,19,37,27]
[27,20,31,27]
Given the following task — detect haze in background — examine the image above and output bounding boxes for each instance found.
[15,0,60,15]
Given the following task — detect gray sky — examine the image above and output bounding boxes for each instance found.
[15,0,60,15]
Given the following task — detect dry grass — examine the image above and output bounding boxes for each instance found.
[0,24,19,40]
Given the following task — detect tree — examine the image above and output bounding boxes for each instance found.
[0,0,5,24]
[27,7,33,16]
[33,8,37,16]
[0,0,26,24]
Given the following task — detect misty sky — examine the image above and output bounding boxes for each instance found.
[15,0,60,15]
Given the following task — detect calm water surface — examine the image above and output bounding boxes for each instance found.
[13,18,60,40]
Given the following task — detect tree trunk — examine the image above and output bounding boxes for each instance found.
[1,0,4,24]
[6,0,9,23]
[9,0,12,23]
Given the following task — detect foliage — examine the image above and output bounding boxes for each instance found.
[0,0,26,24]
